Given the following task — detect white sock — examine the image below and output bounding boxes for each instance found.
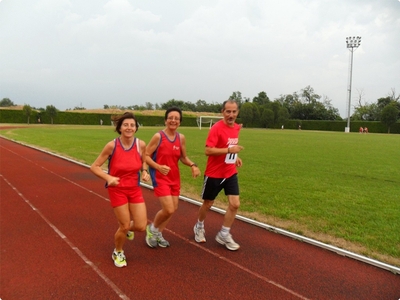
[196,220,204,229]
[150,224,159,233]
[220,226,230,237]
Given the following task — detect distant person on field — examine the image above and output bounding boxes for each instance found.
[364,127,368,133]
[145,107,201,248]
[90,112,150,268]
[100,119,103,125]
[193,99,244,251]
[359,127,363,133]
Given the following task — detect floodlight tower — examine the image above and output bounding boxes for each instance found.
[345,36,361,132]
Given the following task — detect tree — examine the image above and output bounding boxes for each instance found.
[145,102,154,110]
[195,99,208,112]
[252,91,270,106]
[381,104,399,133]
[45,105,58,124]
[352,102,379,121]
[229,91,243,108]
[377,97,392,110]
[280,87,341,120]
[277,94,296,114]
[23,104,32,124]
[161,99,196,111]
[261,108,274,128]
[269,102,281,125]
[321,96,341,120]
[240,102,254,126]
[0,98,15,107]
[300,86,320,104]
[277,107,290,126]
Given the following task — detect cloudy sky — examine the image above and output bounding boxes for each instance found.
[1,0,399,117]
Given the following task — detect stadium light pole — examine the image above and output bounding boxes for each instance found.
[345,36,361,133]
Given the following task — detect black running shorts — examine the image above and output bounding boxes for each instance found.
[201,174,239,200]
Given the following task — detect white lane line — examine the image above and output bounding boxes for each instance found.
[1,144,110,202]
[1,174,130,300]
[1,142,309,299]
[166,229,310,300]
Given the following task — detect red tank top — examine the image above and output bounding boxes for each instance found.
[107,137,142,188]
[149,131,181,187]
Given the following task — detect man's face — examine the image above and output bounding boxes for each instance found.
[222,102,239,126]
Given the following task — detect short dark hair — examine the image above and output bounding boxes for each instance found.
[165,107,182,122]
[113,112,139,134]
[222,99,239,111]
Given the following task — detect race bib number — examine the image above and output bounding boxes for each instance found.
[225,146,237,164]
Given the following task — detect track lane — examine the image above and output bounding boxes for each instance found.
[1,137,399,299]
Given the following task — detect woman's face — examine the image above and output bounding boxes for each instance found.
[120,118,137,136]
[165,111,181,130]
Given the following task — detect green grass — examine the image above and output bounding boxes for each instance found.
[1,125,399,265]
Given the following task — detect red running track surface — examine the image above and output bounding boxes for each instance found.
[1,137,399,300]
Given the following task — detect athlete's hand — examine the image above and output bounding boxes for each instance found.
[141,171,150,182]
[158,165,171,175]
[229,145,244,153]
[191,166,201,178]
[107,176,120,186]
[236,157,243,167]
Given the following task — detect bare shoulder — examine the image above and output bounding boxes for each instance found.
[138,139,146,147]
[103,140,116,154]
[150,132,161,143]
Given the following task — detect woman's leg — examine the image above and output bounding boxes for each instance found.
[153,195,179,232]
[113,204,130,251]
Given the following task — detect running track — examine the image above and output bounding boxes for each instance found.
[1,137,399,300]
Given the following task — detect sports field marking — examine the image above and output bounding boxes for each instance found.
[1,174,130,300]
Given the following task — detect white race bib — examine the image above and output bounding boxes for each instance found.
[224,146,237,164]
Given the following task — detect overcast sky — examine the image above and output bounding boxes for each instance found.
[1,0,399,117]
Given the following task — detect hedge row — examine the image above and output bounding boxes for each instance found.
[0,110,198,127]
[281,120,400,134]
[1,109,398,133]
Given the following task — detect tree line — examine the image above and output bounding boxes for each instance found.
[1,85,399,131]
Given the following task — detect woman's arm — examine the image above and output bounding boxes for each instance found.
[90,141,120,186]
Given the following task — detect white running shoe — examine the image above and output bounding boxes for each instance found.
[112,250,127,267]
[194,225,206,243]
[215,232,240,251]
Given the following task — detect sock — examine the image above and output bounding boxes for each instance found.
[196,220,204,229]
[220,226,230,237]
[150,224,159,233]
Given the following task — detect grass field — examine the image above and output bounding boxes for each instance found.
[1,124,399,266]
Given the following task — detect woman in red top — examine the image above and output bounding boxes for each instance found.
[145,107,201,248]
[90,112,150,267]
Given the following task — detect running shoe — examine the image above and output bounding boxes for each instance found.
[145,225,158,248]
[194,225,206,243]
[126,231,134,241]
[112,250,127,267]
[215,232,240,251]
[157,232,170,248]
